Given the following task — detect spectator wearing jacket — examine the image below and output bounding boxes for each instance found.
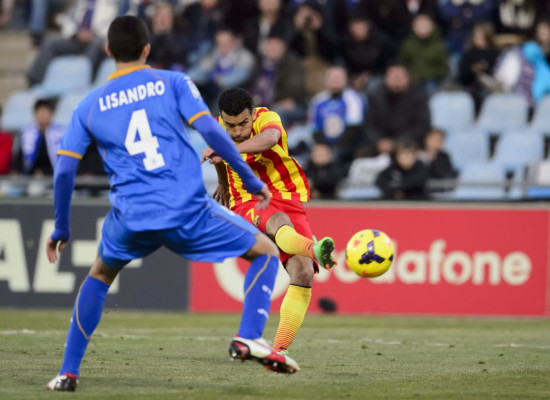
[365,63,431,155]
[398,13,449,93]
[188,28,256,111]
[249,34,307,126]
[375,140,429,200]
[12,99,64,176]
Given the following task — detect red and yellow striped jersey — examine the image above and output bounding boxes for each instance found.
[218,107,310,208]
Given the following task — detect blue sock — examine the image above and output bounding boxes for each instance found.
[60,276,109,377]
[238,254,278,339]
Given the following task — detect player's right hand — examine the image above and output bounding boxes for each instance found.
[46,237,68,263]
[254,184,271,210]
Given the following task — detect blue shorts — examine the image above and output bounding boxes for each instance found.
[98,198,260,268]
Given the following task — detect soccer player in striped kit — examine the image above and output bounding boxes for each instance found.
[202,88,336,355]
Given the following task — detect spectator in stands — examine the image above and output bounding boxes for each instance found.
[0,0,13,28]
[365,63,431,155]
[12,99,64,176]
[358,0,413,46]
[290,2,337,96]
[535,18,550,64]
[405,0,440,19]
[242,0,293,55]
[309,65,366,167]
[27,0,123,86]
[458,22,500,110]
[491,40,550,108]
[0,107,12,175]
[180,0,227,65]
[249,33,307,126]
[28,0,66,46]
[438,0,498,56]
[522,40,550,104]
[418,128,457,180]
[342,15,392,92]
[496,0,549,38]
[398,13,449,93]
[305,143,345,199]
[375,140,429,200]
[147,2,187,71]
[187,28,256,111]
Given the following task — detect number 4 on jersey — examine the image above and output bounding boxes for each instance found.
[125,109,165,171]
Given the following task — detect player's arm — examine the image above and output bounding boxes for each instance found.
[46,154,80,262]
[235,128,280,154]
[46,107,91,262]
[211,162,229,207]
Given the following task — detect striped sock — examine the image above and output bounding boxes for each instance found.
[59,276,109,377]
[238,254,278,339]
[274,225,314,259]
[273,284,312,352]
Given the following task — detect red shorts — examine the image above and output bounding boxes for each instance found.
[232,198,315,267]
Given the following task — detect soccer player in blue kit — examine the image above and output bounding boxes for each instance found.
[45,16,299,392]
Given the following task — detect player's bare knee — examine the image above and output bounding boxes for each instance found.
[89,255,119,285]
[266,212,293,237]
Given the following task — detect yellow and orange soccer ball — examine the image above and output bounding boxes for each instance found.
[345,229,395,278]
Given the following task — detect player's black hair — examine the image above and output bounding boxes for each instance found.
[218,88,254,116]
[107,16,150,62]
[34,98,54,112]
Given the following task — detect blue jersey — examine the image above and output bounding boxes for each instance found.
[58,66,216,231]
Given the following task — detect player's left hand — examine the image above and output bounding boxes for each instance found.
[201,149,222,164]
[46,238,68,263]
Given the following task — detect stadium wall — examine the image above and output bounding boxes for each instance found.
[1,199,549,316]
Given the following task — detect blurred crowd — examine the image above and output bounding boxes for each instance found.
[1,0,550,200]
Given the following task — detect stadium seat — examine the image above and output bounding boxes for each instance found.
[492,133,544,171]
[476,93,529,133]
[530,95,550,133]
[286,124,314,152]
[526,160,550,199]
[53,92,86,126]
[429,91,475,131]
[444,130,490,171]
[31,56,92,97]
[452,162,507,200]
[336,155,390,200]
[1,90,36,132]
[92,58,116,87]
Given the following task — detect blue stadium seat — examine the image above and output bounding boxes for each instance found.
[31,56,92,97]
[429,91,475,131]
[92,58,116,87]
[53,92,86,126]
[530,95,550,134]
[452,162,507,200]
[444,130,490,171]
[286,124,314,151]
[492,133,544,171]
[476,93,529,133]
[1,90,36,132]
[336,156,390,200]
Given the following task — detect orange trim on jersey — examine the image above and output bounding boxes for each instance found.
[261,123,282,133]
[108,65,151,80]
[188,110,210,125]
[57,150,83,160]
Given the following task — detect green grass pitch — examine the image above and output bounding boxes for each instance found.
[1,309,549,399]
